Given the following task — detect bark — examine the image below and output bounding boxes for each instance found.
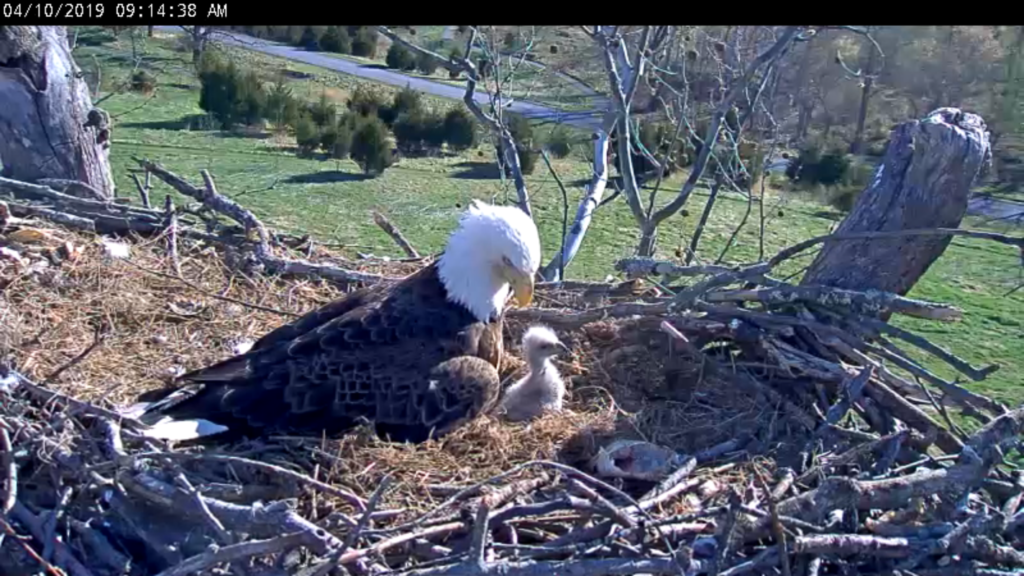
[147,26,155,38]
[0,26,115,199]
[801,108,991,299]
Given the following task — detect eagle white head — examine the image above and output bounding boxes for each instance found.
[439,200,541,322]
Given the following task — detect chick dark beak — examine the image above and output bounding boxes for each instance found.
[556,341,570,354]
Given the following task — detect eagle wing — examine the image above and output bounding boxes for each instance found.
[158,264,503,442]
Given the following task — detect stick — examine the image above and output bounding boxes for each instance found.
[152,532,311,576]
[135,158,393,285]
[164,194,182,277]
[131,172,152,209]
[305,475,392,576]
[373,211,419,258]
[704,285,963,322]
[133,452,366,511]
[8,501,95,576]
[120,471,344,555]
[0,424,15,514]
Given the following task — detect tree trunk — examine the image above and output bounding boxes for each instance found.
[0,26,114,199]
[147,25,154,38]
[189,26,207,66]
[850,29,879,155]
[801,108,991,302]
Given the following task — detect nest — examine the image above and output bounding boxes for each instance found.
[2,164,1024,576]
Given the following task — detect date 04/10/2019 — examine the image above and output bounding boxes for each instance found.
[1,2,228,20]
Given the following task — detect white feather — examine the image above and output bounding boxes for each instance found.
[140,416,229,441]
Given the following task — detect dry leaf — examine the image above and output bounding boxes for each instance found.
[8,227,59,245]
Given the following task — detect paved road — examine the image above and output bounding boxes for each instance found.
[157,27,606,130]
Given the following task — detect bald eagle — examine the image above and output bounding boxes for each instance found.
[137,200,542,444]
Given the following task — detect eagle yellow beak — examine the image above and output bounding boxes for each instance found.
[506,267,535,308]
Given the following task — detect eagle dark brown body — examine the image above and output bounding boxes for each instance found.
[148,262,505,443]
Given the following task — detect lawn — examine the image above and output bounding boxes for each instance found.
[76,29,1024,408]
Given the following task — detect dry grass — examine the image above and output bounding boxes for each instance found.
[0,217,766,524]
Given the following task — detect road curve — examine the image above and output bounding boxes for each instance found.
[155,27,606,130]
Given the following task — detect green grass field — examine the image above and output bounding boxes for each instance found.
[80,30,1024,408]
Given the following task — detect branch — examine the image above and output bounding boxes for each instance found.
[133,158,395,285]
[649,27,802,228]
[704,285,964,322]
[153,532,310,576]
[373,211,420,259]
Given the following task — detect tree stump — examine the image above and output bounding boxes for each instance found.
[0,26,115,199]
[800,108,991,301]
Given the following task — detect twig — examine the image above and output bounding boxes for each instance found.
[43,326,105,384]
[540,150,571,281]
[305,474,392,576]
[373,211,420,259]
[119,257,300,318]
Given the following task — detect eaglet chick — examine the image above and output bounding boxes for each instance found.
[499,325,569,422]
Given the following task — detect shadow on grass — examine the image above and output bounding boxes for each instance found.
[284,171,373,184]
[810,210,845,221]
[452,161,501,180]
[121,114,210,131]
[122,115,271,140]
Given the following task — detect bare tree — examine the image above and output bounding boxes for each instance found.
[379,26,534,218]
[181,26,215,67]
[0,26,114,199]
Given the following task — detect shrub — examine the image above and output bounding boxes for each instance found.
[503,31,518,50]
[386,43,417,71]
[265,80,300,129]
[309,93,337,129]
[130,70,156,94]
[393,110,445,156]
[198,57,248,128]
[378,85,423,127]
[350,117,394,176]
[320,125,339,154]
[825,159,876,211]
[416,52,441,75]
[791,147,850,186]
[347,85,386,118]
[235,71,267,127]
[294,115,320,156]
[500,114,537,176]
[299,26,321,51]
[319,26,351,54]
[350,27,379,58]
[516,145,538,175]
[443,107,477,151]
[332,114,358,159]
[545,126,572,159]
